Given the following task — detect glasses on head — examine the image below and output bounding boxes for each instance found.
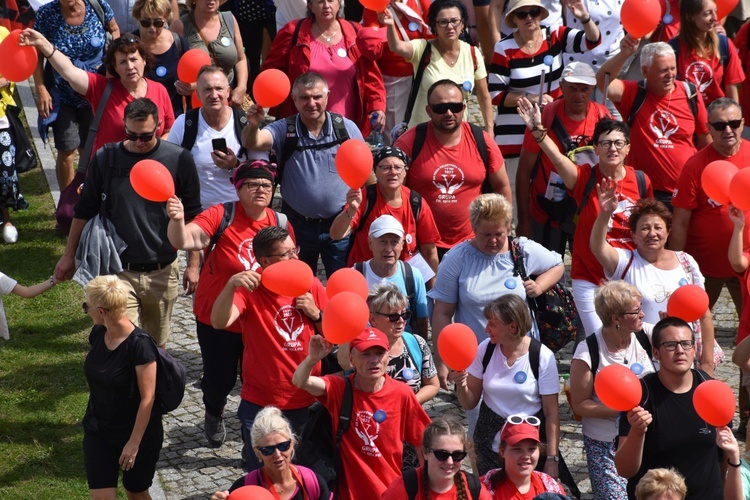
[375,310,412,323]
[597,139,628,150]
[82,302,109,313]
[430,102,465,115]
[709,119,742,130]
[256,440,292,456]
[113,34,139,47]
[427,448,468,462]
[139,19,165,28]
[499,414,541,442]
[514,7,542,19]
[659,340,695,351]
[124,126,158,142]
[377,164,406,173]
[622,306,642,317]
[242,181,274,192]
[436,17,463,28]
[266,247,300,259]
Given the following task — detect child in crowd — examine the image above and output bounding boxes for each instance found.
[0,271,59,339]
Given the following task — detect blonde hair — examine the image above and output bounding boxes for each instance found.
[84,275,129,320]
[469,194,513,230]
[594,280,643,327]
[634,468,687,500]
[132,0,172,20]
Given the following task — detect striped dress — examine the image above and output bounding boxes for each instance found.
[489,26,599,158]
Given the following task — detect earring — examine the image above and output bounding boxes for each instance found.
[615,324,620,330]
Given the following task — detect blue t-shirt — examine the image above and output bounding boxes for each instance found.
[360,260,429,322]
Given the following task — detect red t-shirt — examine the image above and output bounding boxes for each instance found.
[395,122,504,248]
[672,142,750,278]
[319,374,430,500]
[675,38,745,105]
[234,278,327,409]
[382,468,492,500]
[489,472,565,499]
[522,100,611,226]
[347,185,440,266]
[614,80,708,193]
[651,0,680,43]
[738,260,750,344]
[191,204,296,332]
[735,22,750,122]
[570,164,653,283]
[85,73,175,154]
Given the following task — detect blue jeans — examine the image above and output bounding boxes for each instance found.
[283,204,349,278]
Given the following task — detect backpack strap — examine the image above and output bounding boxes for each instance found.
[78,79,113,174]
[550,113,577,153]
[354,261,366,275]
[481,341,496,373]
[411,122,429,163]
[719,33,729,71]
[404,42,432,124]
[402,331,423,372]
[204,201,235,264]
[180,108,202,151]
[574,164,598,222]
[409,189,422,227]
[348,184,377,255]
[464,471,481,500]
[87,0,107,32]
[401,261,420,334]
[469,123,492,194]
[334,378,354,479]
[275,210,288,230]
[635,329,653,361]
[627,81,649,128]
[330,112,350,143]
[586,334,600,379]
[277,115,299,184]
[681,80,699,118]
[508,236,528,279]
[232,106,249,158]
[635,170,647,199]
[403,468,419,500]
[620,249,635,280]
[529,337,541,382]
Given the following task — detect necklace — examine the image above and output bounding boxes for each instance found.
[604,329,629,364]
[315,22,338,43]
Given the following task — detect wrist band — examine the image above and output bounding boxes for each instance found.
[581,16,592,24]
[47,46,57,59]
[49,276,55,287]
[728,459,741,468]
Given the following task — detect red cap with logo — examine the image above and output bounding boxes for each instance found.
[350,327,390,352]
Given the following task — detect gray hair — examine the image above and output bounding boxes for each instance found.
[707,97,742,117]
[367,282,408,313]
[640,42,676,69]
[250,406,296,449]
[292,71,329,96]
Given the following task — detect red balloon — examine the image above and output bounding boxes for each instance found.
[336,139,373,189]
[717,0,740,19]
[437,324,478,371]
[326,267,369,299]
[701,160,738,205]
[261,259,314,297]
[323,291,370,344]
[693,379,736,426]
[361,0,390,11]
[620,0,661,38]
[666,284,709,322]
[130,159,175,202]
[594,364,643,412]
[252,69,291,108]
[190,91,202,108]
[228,485,274,500]
[177,48,212,83]
[729,168,750,210]
[0,30,38,82]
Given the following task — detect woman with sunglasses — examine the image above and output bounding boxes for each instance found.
[480,416,566,498]
[490,0,600,159]
[19,30,175,156]
[132,0,189,116]
[210,406,330,500]
[590,185,719,375]
[569,280,656,500]
[81,275,163,499]
[383,417,491,499]
[382,0,494,134]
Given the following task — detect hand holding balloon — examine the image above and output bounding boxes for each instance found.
[625,406,652,435]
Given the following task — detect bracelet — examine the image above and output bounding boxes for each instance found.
[728,459,741,468]
[46,46,57,59]
[49,276,55,287]
[532,126,547,143]
[342,204,354,220]
[581,16,592,24]
[546,455,560,462]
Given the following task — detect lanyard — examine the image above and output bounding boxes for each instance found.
[261,465,309,500]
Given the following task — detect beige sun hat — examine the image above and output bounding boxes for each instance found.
[504,0,549,29]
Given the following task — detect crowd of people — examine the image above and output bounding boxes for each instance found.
[7,0,750,498]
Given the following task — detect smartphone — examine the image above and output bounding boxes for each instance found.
[212,138,228,154]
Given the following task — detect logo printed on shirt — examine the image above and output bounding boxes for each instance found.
[353,410,382,457]
[432,164,465,203]
[238,238,260,271]
[607,198,636,231]
[648,109,679,148]
[273,305,305,350]
[685,60,713,97]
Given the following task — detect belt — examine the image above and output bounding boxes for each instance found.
[282,202,337,224]
[121,258,176,273]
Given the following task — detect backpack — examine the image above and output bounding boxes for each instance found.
[403,468,481,500]
[482,335,542,381]
[667,35,730,75]
[133,330,187,414]
[573,165,648,225]
[585,330,653,380]
[626,79,699,128]
[294,378,354,492]
[353,260,420,337]
[411,121,493,194]
[180,106,249,158]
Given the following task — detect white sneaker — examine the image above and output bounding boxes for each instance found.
[3,224,18,244]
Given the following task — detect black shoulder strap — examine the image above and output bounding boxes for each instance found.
[330,112,350,142]
[469,123,492,193]
[352,184,378,238]
[464,471,481,500]
[403,468,418,500]
[180,108,201,151]
[635,329,653,361]
[586,334,600,379]
[78,79,114,174]
[719,33,729,70]
[204,201,235,263]
[402,261,416,306]
[529,338,541,382]
[411,122,429,162]
[334,377,354,462]
[627,80,649,128]
[550,113,576,153]
[481,341,496,373]
[290,18,305,48]
[232,106,249,157]
[681,80,699,117]
[173,32,183,56]
[277,115,299,186]
[635,169,647,199]
[575,164,599,220]
[99,143,115,218]
[409,189,422,225]
[404,42,433,124]
[354,261,366,275]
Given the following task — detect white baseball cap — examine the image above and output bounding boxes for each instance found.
[369,215,404,238]
[561,61,597,86]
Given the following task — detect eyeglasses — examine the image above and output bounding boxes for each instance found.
[82,302,109,313]
[375,310,412,323]
[427,448,468,462]
[266,247,300,259]
[597,139,628,150]
[377,164,406,173]
[709,119,743,130]
[242,181,274,192]
[256,440,292,456]
[139,19,165,28]
[622,307,642,317]
[514,7,542,18]
[124,126,158,142]
[659,340,695,351]
[430,102,465,115]
[436,17,463,28]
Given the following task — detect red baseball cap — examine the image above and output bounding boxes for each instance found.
[350,327,389,352]
[501,422,540,446]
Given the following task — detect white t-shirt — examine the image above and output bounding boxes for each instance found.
[0,272,18,340]
[572,325,656,441]
[467,338,560,418]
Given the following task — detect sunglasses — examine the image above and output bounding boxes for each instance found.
[430,102,465,115]
[82,302,109,313]
[139,19,166,28]
[427,448,468,462]
[113,34,140,47]
[256,440,292,456]
[375,310,412,323]
[709,119,742,130]
[514,7,542,19]
[124,126,159,142]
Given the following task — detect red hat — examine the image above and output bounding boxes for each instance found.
[350,327,389,352]
[500,422,540,446]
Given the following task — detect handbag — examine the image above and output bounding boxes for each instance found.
[509,237,581,352]
[5,105,37,173]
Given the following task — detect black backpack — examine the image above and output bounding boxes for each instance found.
[586,331,653,379]
[132,330,187,414]
[403,468,481,500]
[180,106,248,158]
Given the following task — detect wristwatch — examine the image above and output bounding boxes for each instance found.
[546,455,560,462]
[312,310,323,323]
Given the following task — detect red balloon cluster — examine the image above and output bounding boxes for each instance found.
[323,291,370,344]
[437,324,478,371]
[261,259,314,297]
[336,139,373,189]
[228,485,274,500]
[620,0,661,38]
[666,284,709,323]
[177,49,212,83]
[252,69,291,108]
[594,364,642,411]
[130,160,175,202]
[0,30,38,82]
[701,161,750,209]
[326,267,369,300]
[693,380,736,426]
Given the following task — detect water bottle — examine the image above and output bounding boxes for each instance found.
[563,374,582,421]
[545,171,567,203]
[366,115,384,151]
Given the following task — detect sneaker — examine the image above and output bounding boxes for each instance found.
[2,224,17,244]
[204,411,226,447]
